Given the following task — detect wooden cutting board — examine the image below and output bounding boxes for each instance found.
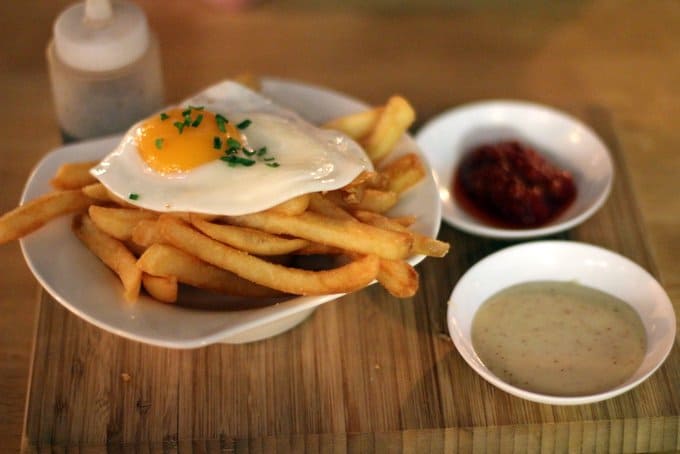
[22,109,680,453]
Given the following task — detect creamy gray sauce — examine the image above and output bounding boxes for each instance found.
[471,281,647,396]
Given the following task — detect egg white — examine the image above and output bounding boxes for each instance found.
[90,80,372,215]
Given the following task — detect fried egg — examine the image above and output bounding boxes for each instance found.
[90,80,372,215]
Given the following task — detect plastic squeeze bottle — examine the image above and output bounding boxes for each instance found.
[47,0,164,141]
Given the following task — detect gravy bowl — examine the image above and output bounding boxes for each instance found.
[447,240,676,405]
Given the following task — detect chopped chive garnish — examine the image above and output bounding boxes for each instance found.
[220,155,256,167]
[263,156,275,161]
[159,112,169,121]
[155,138,164,150]
[189,105,204,110]
[181,108,192,117]
[128,193,139,200]
[236,119,252,130]
[242,148,256,156]
[226,137,241,150]
[183,117,191,127]
[216,114,228,132]
[256,147,267,156]
[191,114,204,128]
[213,136,222,149]
[266,162,280,168]
[173,121,185,134]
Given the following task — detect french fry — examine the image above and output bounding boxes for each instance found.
[142,274,178,303]
[308,193,355,220]
[232,73,261,92]
[0,190,93,245]
[354,210,450,258]
[345,171,390,190]
[89,206,158,241]
[377,259,419,298]
[326,188,399,213]
[158,215,380,295]
[72,214,142,302]
[337,171,388,205]
[309,194,417,294]
[362,96,415,163]
[137,243,281,297]
[322,107,383,140]
[130,219,163,248]
[266,194,310,216]
[191,216,309,256]
[381,153,426,194]
[227,210,412,260]
[81,183,136,207]
[81,183,110,202]
[390,215,417,228]
[294,243,345,255]
[353,188,398,213]
[124,239,147,257]
[50,161,99,190]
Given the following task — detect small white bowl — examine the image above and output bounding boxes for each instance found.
[447,241,676,405]
[416,101,614,239]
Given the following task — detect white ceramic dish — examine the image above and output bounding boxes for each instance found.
[415,100,614,239]
[448,241,676,405]
[19,78,441,348]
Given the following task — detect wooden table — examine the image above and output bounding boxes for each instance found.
[1,1,678,452]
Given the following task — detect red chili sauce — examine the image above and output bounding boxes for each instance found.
[453,141,577,228]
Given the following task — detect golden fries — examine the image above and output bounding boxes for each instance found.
[265,193,311,216]
[325,188,399,214]
[308,193,355,220]
[142,274,178,303]
[50,161,99,190]
[377,258,419,298]
[158,216,380,295]
[81,183,111,202]
[81,182,136,207]
[232,73,262,92]
[137,243,280,297]
[89,206,158,241]
[2,91,449,306]
[227,210,412,260]
[362,96,415,163]
[191,216,309,256]
[130,219,163,248]
[0,190,93,245]
[382,153,426,194]
[354,210,450,258]
[323,107,383,140]
[72,214,142,302]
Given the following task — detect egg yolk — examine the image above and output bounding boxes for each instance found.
[136,107,244,174]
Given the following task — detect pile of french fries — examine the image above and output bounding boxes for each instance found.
[0,94,449,305]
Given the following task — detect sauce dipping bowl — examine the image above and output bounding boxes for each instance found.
[447,240,676,405]
[415,101,614,239]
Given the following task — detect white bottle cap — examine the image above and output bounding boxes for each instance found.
[54,0,150,72]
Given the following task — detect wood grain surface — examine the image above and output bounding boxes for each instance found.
[1,1,679,452]
[21,111,680,452]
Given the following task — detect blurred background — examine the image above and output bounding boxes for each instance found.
[0,0,678,450]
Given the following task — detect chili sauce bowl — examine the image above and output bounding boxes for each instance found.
[415,100,614,239]
[447,241,676,405]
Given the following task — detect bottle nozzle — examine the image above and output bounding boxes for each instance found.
[54,0,150,72]
[85,0,113,23]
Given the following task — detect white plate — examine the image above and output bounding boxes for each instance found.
[416,100,614,239]
[448,241,676,405]
[19,78,442,349]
